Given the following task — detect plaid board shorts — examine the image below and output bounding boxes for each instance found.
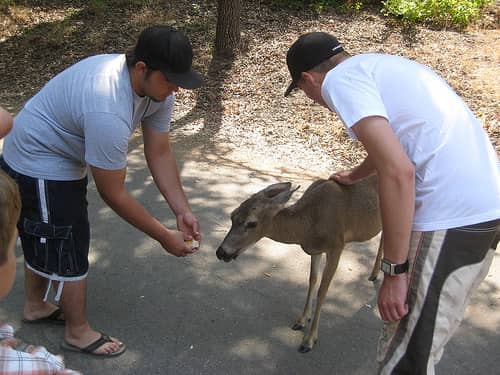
[0,156,90,281]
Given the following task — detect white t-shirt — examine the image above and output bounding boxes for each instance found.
[3,54,174,180]
[321,53,500,231]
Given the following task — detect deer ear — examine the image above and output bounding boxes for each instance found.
[272,184,300,205]
[262,182,292,199]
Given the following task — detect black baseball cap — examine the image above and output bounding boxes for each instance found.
[134,26,203,89]
[284,32,343,97]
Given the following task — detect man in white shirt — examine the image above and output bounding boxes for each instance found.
[285,32,500,374]
[1,26,203,357]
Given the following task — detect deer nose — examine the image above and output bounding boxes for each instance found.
[216,246,235,262]
[216,246,226,260]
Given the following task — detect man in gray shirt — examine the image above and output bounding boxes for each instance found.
[0,25,203,357]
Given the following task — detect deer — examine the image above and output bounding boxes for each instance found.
[216,175,383,353]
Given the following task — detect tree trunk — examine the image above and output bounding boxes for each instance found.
[215,0,241,57]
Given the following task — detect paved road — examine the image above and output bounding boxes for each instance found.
[1,136,499,374]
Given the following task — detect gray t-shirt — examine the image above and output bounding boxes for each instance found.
[3,54,174,180]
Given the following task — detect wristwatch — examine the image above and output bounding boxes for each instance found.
[381,258,409,276]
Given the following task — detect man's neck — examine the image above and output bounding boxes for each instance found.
[129,65,150,98]
[331,52,351,69]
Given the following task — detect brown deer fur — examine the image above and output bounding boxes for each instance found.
[216,175,383,352]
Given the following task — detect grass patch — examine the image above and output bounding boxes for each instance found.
[270,0,494,26]
[382,0,493,27]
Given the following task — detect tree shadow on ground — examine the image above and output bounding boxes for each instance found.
[171,53,236,142]
[380,18,420,47]
[0,1,218,110]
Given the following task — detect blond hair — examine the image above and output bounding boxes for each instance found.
[0,170,21,265]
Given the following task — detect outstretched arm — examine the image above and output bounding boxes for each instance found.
[352,115,415,322]
[142,125,201,244]
[91,166,195,257]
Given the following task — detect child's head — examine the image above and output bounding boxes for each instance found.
[0,170,21,299]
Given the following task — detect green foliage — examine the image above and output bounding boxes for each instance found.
[382,0,493,26]
[272,0,492,26]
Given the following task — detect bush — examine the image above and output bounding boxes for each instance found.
[382,0,493,27]
[272,0,493,27]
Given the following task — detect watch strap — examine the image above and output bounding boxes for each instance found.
[381,258,409,275]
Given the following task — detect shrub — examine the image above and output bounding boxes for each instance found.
[271,0,493,27]
[382,0,493,27]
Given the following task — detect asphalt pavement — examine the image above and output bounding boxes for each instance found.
[1,135,499,375]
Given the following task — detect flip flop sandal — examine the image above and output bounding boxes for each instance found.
[22,308,65,325]
[61,333,126,357]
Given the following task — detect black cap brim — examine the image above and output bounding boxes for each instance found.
[284,80,297,97]
[161,68,204,89]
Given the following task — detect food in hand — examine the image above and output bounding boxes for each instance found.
[185,239,200,250]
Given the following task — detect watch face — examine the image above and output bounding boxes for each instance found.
[381,261,391,274]
[381,259,409,275]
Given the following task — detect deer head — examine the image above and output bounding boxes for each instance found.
[216,182,299,262]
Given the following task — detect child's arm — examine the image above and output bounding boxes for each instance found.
[0,106,13,139]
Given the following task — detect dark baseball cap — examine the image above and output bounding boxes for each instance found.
[284,32,343,97]
[134,26,203,89]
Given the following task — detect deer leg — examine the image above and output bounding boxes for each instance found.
[299,250,342,353]
[369,233,384,281]
[292,253,322,331]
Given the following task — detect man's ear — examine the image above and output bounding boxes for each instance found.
[300,71,314,85]
[134,61,148,76]
[302,70,324,87]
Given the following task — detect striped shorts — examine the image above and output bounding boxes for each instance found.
[377,219,499,375]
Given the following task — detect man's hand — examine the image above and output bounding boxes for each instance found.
[329,170,358,185]
[378,273,409,321]
[158,228,196,257]
[177,212,201,245]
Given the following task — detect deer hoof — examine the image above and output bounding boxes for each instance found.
[292,323,305,331]
[298,344,312,353]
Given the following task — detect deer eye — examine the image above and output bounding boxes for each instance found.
[245,221,257,229]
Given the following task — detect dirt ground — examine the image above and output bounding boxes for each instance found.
[0,0,499,174]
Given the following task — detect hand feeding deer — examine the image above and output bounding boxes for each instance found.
[216,175,383,353]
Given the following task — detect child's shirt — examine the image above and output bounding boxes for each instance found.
[0,323,81,375]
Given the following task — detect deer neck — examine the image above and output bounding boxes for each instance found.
[267,206,307,245]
